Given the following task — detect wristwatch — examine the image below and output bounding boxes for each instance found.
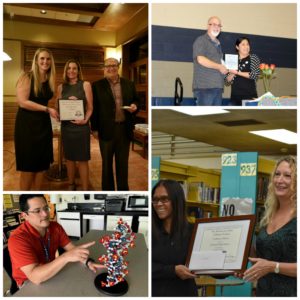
[85,257,95,267]
[274,262,280,274]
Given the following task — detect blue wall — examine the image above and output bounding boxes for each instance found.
[152,25,297,68]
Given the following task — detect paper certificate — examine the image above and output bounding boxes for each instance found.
[59,99,84,121]
[186,215,255,275]
[224,54,239,70]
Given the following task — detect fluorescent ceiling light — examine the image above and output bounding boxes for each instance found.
[249,129,297,144]
[171,107,229,116]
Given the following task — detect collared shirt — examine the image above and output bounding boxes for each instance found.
[8,221,70,286]
[192,32,224,89]
[107,76,125,122]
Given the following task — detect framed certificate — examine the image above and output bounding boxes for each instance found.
[186,215,256,275]
[59,99,84,121]
[224,54,239,70]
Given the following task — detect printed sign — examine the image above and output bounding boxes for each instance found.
[222,153,237,166]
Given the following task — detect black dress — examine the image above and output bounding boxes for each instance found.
[152,223,198,297]
[60,81,90,161]
[229,54,260,105]
[256,218,297,296]
[14,78,53,172]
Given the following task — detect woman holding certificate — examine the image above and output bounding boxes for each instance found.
[242,156,297,296]
[152,180,198,297]
[57,60,93,190]
[15,48,59,190]
[225,37,260,105]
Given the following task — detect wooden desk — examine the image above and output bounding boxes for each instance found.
[14,230,148,297]
[132,129,148,158]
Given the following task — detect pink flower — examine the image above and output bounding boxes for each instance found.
[260,62,276,93]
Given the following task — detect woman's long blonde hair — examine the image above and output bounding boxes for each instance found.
[18,48,56,96]
[260,156,297,228]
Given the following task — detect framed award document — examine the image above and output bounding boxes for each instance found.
[59,99,84,121]
[186,215,256,275]
[224,54,239,70]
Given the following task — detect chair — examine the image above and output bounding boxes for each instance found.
[3,245,19,295]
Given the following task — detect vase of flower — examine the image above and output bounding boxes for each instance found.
[259,63,276,93]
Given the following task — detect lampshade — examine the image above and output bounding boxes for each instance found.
[3,52,12,61]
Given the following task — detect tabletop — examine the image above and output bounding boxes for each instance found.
[14,230,148,297]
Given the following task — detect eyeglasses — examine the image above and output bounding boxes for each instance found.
[27,206,51,214]
[104,64,119,69]
[208,23,222,28]
[152,195,170,205]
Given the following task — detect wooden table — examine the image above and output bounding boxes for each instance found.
[14,230,148,297]
[132,129,148,158]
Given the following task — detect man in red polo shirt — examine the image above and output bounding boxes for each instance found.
[8,194,105,287]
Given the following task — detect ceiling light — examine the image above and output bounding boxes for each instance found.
[40,10,47,14]
[170,107,229,116]
[249,129,297,144]
[3,52,12,61]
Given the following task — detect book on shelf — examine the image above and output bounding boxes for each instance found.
[187,206,214,220]
[188,182,220,203]
[187,206,204,219]
[257,175,269,202]
[177,180,188,199]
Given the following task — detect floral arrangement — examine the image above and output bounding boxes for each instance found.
[259,63,276,93]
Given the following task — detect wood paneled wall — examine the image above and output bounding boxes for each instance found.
[3,102,18,141]
[24,42,105,84]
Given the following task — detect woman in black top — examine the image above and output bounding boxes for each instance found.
[152,180,198,297]
[242,156,297,296]
[15,48,59,190]
[226,37,260,105]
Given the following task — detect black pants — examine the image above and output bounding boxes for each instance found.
[99,123,130,191]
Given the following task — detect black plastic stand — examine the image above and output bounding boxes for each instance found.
[94,273,128,296]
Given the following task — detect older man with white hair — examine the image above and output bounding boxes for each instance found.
[193,16,228,106]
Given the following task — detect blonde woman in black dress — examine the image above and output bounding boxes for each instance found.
[15,48,59,190]
[57,60,93,190]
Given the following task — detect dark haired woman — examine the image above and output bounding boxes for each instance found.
[225,37,260,105]
[152,179,198,297]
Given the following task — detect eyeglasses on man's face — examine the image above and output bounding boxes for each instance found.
[208,23,222,28]
[104,64,119,69]
[152,195,170,205]
[27,206,51,215]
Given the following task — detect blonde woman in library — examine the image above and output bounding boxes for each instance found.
[152,179,197,297]
[242,156,297,296]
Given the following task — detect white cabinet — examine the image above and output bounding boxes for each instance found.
[57,212,81,238]
[138,216,148,248]
[82,214,105,235]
